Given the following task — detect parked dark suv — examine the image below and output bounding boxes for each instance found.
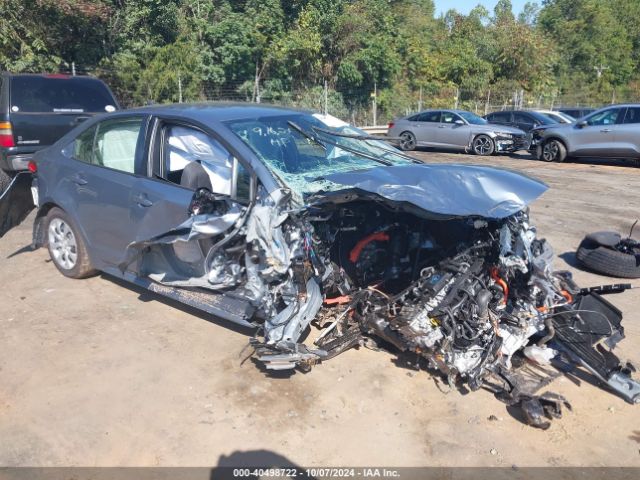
[1,73,118,180]
[554,107,596,120]
[484,110,557,134]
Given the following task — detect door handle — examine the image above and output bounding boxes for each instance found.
[600,128,612,133]
[72,116,91,124]
[134,193,153,207]
[71,173,88,185]
[438,125,446,128]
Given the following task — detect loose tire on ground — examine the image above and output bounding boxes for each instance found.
[576,233,640,279]
[472,134,495,156]
[399,131,416,151]
[45,207,96,279]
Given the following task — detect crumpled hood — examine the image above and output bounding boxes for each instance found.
[483,124,526,135]
[320,164,548,219]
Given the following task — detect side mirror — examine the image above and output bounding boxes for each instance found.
[454,119,464,125]
[577,120,588,128]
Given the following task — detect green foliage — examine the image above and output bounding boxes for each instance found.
[2,0,640,119]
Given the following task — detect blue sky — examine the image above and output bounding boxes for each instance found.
[433,0,529,16]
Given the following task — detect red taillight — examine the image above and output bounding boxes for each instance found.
[388,122,395,129]
[27,160,37,173]
[0,121,14,147]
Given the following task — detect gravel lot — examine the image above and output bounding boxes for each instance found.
[1,150,639,467]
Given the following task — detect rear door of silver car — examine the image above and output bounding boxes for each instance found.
[59,115,149,268]
[413,111,442,145]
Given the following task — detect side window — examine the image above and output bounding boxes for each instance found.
[94,118,143,173]
[513,113,532,124]
[587,109,620,126]
[417,111,441,122]
[163,125,233,196]
[441,112,461,124]
[71,125,98,163]
[489,112,511,123]
[623,108,640,124]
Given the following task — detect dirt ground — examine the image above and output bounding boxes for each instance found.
[1,150,639,468]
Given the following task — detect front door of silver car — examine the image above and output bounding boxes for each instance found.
[570,107,623,157]
[121,119,254,286]
[437,111,470,148]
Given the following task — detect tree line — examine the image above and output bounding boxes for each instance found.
[1,0,639,119]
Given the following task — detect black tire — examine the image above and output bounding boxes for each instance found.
[45,207,96,279]
[398,131,416,151]
[576,235,640,279]
[540,139,567,162]
[0,169,11,193]
[472,134,495,156]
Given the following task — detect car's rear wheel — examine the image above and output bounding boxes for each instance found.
[46,207,96,278]
[472,135,495,156]
[540,139,567,162]
[399,131,416,151]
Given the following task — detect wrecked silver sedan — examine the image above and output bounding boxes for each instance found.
[1,104,638,429]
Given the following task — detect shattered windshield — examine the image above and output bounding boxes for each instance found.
[226,114,414,197]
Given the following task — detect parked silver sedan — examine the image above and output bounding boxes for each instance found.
[388,109,528,155]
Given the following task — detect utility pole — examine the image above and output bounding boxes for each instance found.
[178,75,183,103]
[71,62,76,76]
[485,89,491,115]
[454,87,459,109]
[324,79,328,116]
[372,82,377,126]
[253,62,261,103]
[418,86,423,112]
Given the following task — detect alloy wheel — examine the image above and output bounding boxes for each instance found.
[400,132,416,151]
[542,141,559,162]
[473,136,492,155]
[48,218,78,270]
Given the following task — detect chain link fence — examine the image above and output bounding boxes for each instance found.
[197,82,640,126]
[88,65,640,127]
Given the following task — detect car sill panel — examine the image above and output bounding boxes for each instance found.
[102,267,257,328]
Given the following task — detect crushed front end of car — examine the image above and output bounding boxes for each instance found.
[118,122,637,429]
[244,164,639,428]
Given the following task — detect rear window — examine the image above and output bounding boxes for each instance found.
[9,76,117,114]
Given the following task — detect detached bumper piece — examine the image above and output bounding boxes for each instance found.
[0,171,35,238]
[252,341,327,371]
[495,134,529,152]
[552,292,640,404]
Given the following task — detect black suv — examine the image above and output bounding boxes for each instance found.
[484,110,557,134]
[554,107,596,120]
[1,73,119,179]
